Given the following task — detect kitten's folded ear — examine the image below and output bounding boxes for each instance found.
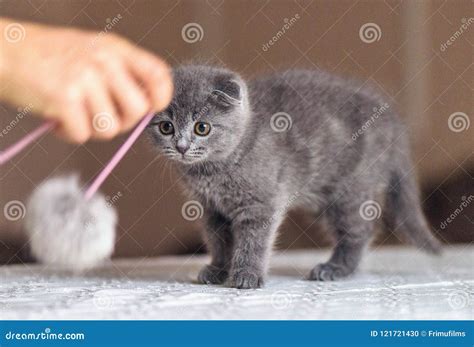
[211,76,243,108]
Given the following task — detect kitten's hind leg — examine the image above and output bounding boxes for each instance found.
[308,197,375,281]
[197,212,233,285]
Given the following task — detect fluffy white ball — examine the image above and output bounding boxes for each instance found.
[24,175,117,271]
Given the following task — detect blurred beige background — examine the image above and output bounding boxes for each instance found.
[0,0,472,264]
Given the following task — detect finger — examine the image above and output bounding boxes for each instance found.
[85,78,120,140]
[124,50,173,112]
[55,103,91,144]
[105,60,150,132]
[45,86,91,144]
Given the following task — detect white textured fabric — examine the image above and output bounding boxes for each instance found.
[0,246,472,320]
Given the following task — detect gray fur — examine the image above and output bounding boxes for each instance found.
[148,65,441,289]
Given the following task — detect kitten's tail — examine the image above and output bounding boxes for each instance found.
[384,171,442,254]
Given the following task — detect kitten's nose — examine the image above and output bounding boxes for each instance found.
[176,142,190,155]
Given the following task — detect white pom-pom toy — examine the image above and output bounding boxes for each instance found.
[25,175,117,271]
[0,114,154,271]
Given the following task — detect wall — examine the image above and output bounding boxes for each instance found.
[0,0,472,263]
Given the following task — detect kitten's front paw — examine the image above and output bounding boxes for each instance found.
[197,265,228,285]
[227,269,263,289]
[307,262,353,281]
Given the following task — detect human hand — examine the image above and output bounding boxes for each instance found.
[0,19,173,143]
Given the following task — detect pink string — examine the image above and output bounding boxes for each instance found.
[0,121,55,166]
[0,113,155,200]
[84,113,154,200]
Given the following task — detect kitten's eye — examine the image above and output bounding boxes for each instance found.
[194,122,211,136]
[159,121,174,135]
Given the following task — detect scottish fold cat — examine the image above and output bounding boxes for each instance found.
[148,65,440,289]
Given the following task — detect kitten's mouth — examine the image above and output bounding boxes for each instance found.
[174,153,205,164]
[162,148,206,164]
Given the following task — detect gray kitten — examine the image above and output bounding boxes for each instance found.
[148,65,441,289]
